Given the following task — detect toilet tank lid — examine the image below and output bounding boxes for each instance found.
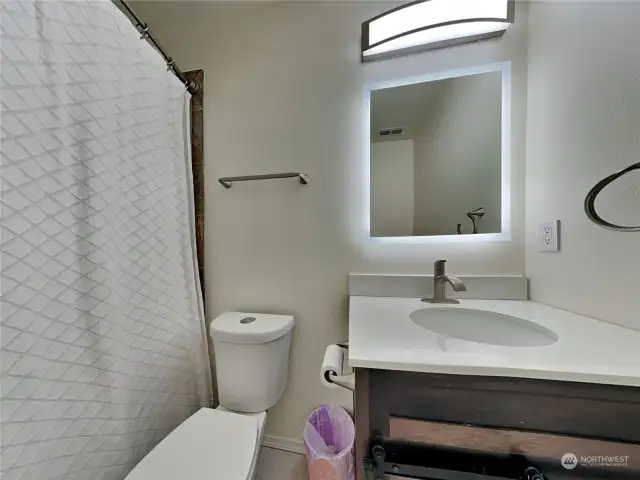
[211,312,294,344]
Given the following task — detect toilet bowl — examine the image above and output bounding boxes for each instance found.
[124,312,293,480]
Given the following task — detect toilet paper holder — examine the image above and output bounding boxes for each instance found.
[325,371,355,392]
[322,342,355,392]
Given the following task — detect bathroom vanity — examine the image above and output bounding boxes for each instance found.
[355,42,640,479]
[349,296,640,480]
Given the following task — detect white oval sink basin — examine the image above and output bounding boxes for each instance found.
[410,307,558,347]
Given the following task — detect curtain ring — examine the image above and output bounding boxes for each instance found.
[139,25,150,39]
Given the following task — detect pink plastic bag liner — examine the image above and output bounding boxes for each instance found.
[303,405,355,480]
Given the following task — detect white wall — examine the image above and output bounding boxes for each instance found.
[370,140,415,237]
[525,1,640,331]
[131,1,528,441]
[413,72,502,236]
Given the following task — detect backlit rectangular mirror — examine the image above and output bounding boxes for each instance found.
[368,64,509,239]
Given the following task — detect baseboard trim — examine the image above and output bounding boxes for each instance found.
[262,435,306,455]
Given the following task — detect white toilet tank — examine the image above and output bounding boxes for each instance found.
[210,312,294,413]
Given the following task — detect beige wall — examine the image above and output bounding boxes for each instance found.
[370,140,415,237]
[413,72,502,236]
[131,1,528,441]
[525,1,640,331]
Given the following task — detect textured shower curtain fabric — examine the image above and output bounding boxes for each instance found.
[0,1,213,479]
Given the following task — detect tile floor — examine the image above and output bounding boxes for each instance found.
[255,447,309,480]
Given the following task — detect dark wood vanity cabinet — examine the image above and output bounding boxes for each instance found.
[354,369,640,480]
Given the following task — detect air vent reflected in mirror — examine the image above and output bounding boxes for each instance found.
[378,127,404,137]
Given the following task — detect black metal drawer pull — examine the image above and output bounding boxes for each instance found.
[367,441,547,480]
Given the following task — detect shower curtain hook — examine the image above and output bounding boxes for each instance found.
[139,24,150,39]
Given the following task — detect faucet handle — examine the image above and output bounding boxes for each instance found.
[434,259,446,276]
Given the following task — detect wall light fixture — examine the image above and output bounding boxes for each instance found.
[361,0,514,62]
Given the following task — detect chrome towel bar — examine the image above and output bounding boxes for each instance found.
[218,172,309,189]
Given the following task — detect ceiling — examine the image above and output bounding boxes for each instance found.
[370,80,445,143]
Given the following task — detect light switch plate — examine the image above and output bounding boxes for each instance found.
[540,220,560,252]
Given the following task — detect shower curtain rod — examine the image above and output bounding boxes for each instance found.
[116,0,199,95]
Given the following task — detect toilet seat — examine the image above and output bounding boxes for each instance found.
[125,408,259,480]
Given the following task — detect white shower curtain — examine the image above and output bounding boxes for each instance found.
[0,1,213,479]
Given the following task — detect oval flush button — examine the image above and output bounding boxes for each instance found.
[240,316,256,324]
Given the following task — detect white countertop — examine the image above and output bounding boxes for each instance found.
[349,297,640,387]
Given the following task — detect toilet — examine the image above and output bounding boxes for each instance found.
[125,312,294,480]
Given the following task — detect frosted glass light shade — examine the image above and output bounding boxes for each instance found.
[362,0,514,62]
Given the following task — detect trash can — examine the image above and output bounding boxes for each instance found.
[303,405,355,480]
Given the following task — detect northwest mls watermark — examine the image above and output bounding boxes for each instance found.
[561,453,629,470]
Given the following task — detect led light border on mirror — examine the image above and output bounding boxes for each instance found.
[362,0,515,62]
[363,61,512,244]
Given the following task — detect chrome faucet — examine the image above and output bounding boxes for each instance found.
[422,260,467,304]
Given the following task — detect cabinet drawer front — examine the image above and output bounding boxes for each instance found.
[390,417,640,477]
[372,370,640,443]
